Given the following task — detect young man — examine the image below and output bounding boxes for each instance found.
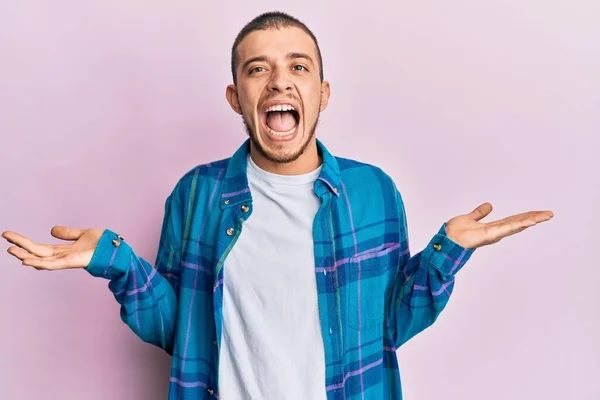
[2,11,553,400]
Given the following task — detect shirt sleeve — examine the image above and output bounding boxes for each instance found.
[386,188,476,348]
[84,186,183,355]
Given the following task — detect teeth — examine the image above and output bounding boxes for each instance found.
[264,103,298,137]
[268,126,296,137]
[265,104,296,112]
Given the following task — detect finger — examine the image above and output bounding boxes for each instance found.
[468,202,493,222]
[521,210,554,222]
[487,210,553,227]
[50,226,86,241]
[533,211,554,222]
[22,254,72,270]
[7,246,35,261]
[1,231,55,257]
[24,250,87,270]
[487,214,545,240]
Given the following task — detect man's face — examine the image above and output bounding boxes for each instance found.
[226,26,330,165]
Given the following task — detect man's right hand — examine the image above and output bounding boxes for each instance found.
[2,227,104,270]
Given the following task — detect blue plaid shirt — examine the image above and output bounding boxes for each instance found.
[86,139,476,399]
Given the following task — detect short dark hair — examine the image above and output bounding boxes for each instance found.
[230,11,324,85]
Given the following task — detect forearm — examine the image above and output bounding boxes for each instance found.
[388,223,475,348]
[86,229,178,353]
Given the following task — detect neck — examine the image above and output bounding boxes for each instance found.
[250,140,321,175]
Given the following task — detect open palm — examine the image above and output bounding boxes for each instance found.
[445,202,554,249]
[2,226,104,270]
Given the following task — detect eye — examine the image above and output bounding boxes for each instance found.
[293,65,307,71]
[249,66,265,74]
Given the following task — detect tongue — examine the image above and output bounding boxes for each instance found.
[266,111,296,132]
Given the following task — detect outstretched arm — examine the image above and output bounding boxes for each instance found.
[2,188,184,354]
[386,192,553,348]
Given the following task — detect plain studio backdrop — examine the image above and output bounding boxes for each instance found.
[0,1,598,399]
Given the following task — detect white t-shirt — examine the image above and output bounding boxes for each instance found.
[218,154,328,400]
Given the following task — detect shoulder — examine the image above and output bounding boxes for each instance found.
[168,157,232,200]
[335,156,397,194]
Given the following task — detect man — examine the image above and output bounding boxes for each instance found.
[2,11,553,400]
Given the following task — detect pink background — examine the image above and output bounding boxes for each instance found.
[1,1,598,399]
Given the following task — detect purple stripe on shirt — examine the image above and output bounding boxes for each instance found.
[103,246,119,276]
[448,248,468,275]
[169,377,208,388]
[325,357,384,391]
[414,280,454,296]
[169,378,219,399]
[213,278,223,292]
[315,246,409,273]
[130,259,140,333]
[109,246,118,265]
[114,267,157,296]
[317,177,340,197]
[440,250,467,265]
[221,187,250,198]
[314,256,353,272]
[181,261,211,274]
[351,243,401,262]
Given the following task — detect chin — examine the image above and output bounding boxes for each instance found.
[255,130,306,164]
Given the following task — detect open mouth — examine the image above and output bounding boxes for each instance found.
[263,104,300,137]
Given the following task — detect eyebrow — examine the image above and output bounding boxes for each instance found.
[241,52,315,72]
[287,52,314,65]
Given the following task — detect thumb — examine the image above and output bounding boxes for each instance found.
[50,226,86,241]
[468,202,493,221]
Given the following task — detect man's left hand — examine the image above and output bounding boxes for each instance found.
[445,202,554,249]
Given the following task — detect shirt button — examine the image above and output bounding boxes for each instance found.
[241,204,250,213]
[433,243,442,251]
[213,340,218,346]
[323,270,327,276]
[329,327,333,335]
[224,199,230,205]
[207,388,214,395]
[226,228,234,236]
[112,239,120,247]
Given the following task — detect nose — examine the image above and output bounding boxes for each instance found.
[268,67,293,92]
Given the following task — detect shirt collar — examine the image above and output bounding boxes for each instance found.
[220,138,341,209]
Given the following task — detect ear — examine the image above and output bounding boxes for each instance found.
[319,81,331,112]
[226,84,243,115]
